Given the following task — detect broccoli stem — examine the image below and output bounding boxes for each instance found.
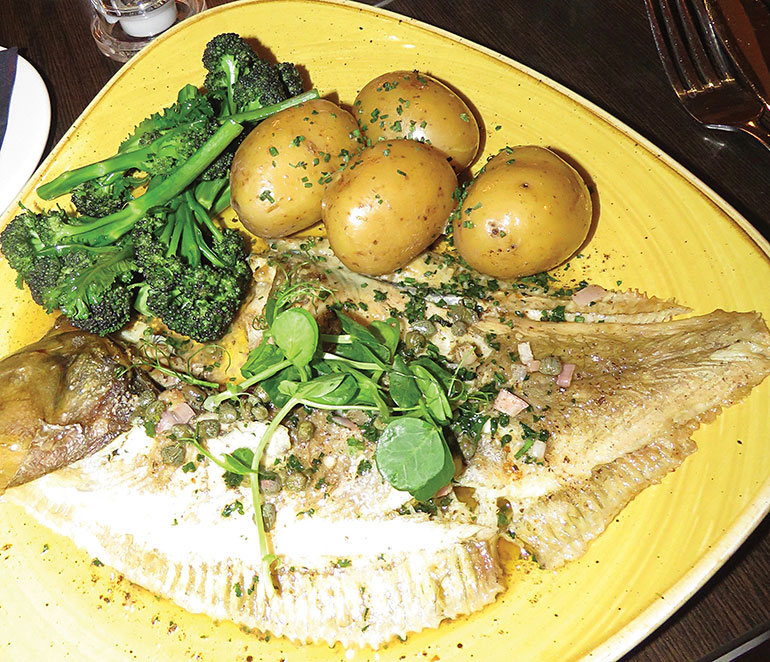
[194,179,227,210]
[37,121,210,201]
[38,90,317,204]
[211,183,231,216]
[185,189,222,242]
[166,210,184,257]
[179,204,201,267]
[52,120,244,248]
[190,220,227,269]
[226,89,319,123]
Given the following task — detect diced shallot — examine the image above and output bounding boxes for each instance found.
[517,341,534,364]
[434,484,453,498]
[556,362,576,387]
[525,360,541,373]
[571,284,607,306]
[331,415,360,431]
[156,402,196,433]
[493,389,529,417]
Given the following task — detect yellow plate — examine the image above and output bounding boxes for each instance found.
[1,1,769,660]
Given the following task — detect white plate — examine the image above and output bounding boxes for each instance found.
[0,48,51,216]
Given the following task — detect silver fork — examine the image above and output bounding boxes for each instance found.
[645,0,770,149]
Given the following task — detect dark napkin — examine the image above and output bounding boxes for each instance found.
[0,47,19,149]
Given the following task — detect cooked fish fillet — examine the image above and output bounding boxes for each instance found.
[7,412,501,648]
[458,310,770,567]
[268,237,690,325]
[4,241,770,648]
[117,239,688,388]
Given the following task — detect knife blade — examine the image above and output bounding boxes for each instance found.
[696,619,770,662]
[706,0,770,109]
[0,47,18,150]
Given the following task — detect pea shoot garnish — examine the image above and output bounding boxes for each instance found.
[198,273,483,596]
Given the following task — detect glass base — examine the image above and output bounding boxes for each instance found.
[90,0,207,63]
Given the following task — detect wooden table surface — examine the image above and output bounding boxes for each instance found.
[1,1,769,661]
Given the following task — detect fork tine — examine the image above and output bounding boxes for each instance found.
[646,0,698,94]
[674,0,720,87]
[688,0,736,80]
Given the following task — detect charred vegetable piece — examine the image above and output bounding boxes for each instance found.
[0,319,146,491]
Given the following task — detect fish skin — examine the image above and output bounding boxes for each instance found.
[462,311,770,483]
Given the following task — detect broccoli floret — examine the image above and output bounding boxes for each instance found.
[232,60,306,115]
[69,286,133,336]
[232,61,289,111]
[25,256,62,308]
[20,240,136,335]
[49,242,136,328]
[202,33,258,116]
[0,206,55,278]
[211,227,251,273]
[70,172,138,217]
[276,62,304,97]
[202,33,307,121]
[131,195,252,342]
[144,263,249,341]
[119,84,215,154]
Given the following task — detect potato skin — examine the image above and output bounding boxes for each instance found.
[230,99,360,238]
[452,146,592,279]
[354,70,479,172]
[321,140,458,275]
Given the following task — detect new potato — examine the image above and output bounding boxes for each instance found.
[321,140,457,275]
[354,70,479,171]
[452,146,592,279]
[230,99,360,238]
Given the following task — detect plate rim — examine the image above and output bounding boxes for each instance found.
[3,1,770,660]
[0,48,51,216]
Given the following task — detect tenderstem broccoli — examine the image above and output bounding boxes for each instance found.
[1,32,319,343]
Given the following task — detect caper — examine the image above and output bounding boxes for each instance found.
[297,420,316,442]
[284,473,308,491]
[448,304,472,324]
[259,476,282,495]
[239,401,254,421]
[372,416,387,431]
[461,299,481,323]
[218,402,239,424]
[180,384,207,410]
[411,319,436,336]
[405,331,427,352]
[262,503,277,531]
[168,423,193,440]
[160,443,185,466]
[252,385,269,402]
[144,400,166,422]
[251,404,269,422]
[128,408,146,426]
[539,355,563,376]
[196,419,220,441]
[136,390,157,408]
[457,432,478,462]
[451,320,468,336]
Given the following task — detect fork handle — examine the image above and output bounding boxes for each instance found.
[740,118,770,150]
